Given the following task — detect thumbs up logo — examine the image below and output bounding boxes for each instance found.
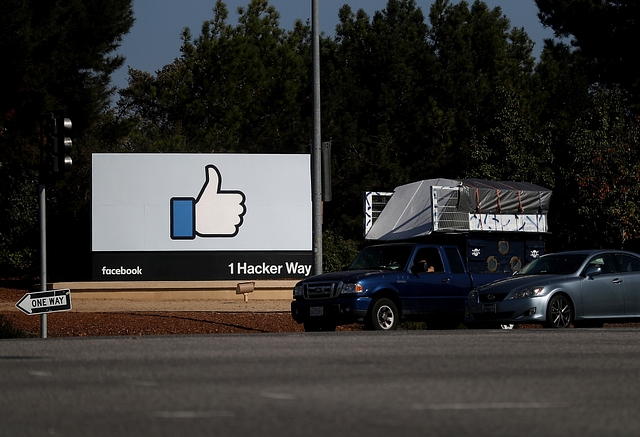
[170,165,247,239]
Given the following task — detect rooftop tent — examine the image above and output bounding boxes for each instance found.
[364,178,459,241]
[365,178,551,241]
[458,179,552,214]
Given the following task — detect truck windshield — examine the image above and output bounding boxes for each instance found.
[348,245,414,271]
[516,254,587,275]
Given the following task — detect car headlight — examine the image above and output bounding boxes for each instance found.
[510,286,544,299]
[468,290,478,300]
[340,282,363,294]
[293,284,304,297]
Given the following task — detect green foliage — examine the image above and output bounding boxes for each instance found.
[554,87,640,250]
[535,0,640,110]
[117,0,311,154]
[466,87,554,188]
[0,0,134,279]
[427,0,536,174]
[322,229,360,273]
[4,0,640,279]
[317,0,540,240]
[321,0,437,238]
[530,40,591,133]
[1,0,135,148]
[0,166,39,278]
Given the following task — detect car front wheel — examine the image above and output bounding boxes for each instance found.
[545,294,572,328]
[368,298,399,330]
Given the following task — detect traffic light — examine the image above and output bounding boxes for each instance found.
[53,114,73,175]
[40,112,73,183]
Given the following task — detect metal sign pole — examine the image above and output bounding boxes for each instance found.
[39,183,47,339]
[311,0,323,276]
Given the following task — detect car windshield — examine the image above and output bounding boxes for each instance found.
[516,254,588,275]
[348,245,414,271]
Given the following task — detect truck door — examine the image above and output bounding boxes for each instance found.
[442,246,474,312]
[405,247,453,314]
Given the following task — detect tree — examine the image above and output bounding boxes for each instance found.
[427,0,537,176]
[466,87,554,188]
[1,0,134,148]
[321,0,436,238]
[535,0,640,110]
[0,0,134,278]
[553,87,640,250]
[118,0,312,154]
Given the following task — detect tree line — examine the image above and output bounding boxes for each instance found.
[1,0,639,279]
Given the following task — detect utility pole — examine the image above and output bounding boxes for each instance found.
[311,0,323,276]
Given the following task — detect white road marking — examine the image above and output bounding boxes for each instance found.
[413,402,557,410]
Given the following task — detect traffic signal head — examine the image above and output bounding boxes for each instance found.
[54,115,73,174]
[40,112,73,183]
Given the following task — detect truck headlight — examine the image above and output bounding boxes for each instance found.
[340,282,363,294]
[293,284,304,297]
[510,287,544,299]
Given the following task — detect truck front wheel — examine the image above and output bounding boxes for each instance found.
[368,298,399,331]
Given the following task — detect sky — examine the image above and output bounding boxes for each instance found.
[111,0,555,94]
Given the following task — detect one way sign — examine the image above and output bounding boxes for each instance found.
[15,289,72,315]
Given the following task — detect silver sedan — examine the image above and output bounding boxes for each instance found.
[464,249,640,328]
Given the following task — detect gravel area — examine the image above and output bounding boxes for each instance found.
[5,285,639,337]
[0,286,362,337]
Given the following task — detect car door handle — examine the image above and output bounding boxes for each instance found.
[612,278,623,285]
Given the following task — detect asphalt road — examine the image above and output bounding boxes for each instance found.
[2,329,640,437]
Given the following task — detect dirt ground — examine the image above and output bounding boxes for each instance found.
[0,286,362,337]
[4,284,639,338]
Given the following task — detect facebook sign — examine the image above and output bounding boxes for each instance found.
[92,153,312,281]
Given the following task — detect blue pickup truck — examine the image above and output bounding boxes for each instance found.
[291,242,514,331]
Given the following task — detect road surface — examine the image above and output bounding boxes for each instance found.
[2,329,640,436]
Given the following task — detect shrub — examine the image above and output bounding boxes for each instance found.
[0,315,35,339]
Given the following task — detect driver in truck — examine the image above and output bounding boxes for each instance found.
[413,259,435,273]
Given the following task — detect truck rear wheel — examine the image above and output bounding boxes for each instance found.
[368,298,399,331]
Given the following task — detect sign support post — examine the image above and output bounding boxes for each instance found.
[39,183,47,338]
[311,0,323,276]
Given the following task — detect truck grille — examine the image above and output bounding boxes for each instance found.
[303,282,340,300]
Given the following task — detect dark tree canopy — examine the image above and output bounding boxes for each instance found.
[536,0,640,109]
[117,0,311,155]
[0,0,134,278]
[3,0,640,279]
[0,0,134,163]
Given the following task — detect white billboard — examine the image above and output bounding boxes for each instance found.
[91,153,312,280]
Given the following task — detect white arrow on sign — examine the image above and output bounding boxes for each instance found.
[15,289,72,315]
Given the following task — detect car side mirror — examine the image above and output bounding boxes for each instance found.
[585,264,602,277]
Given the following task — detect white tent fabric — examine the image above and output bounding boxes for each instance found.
[365,178,459,241]
[365,178,551,241]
